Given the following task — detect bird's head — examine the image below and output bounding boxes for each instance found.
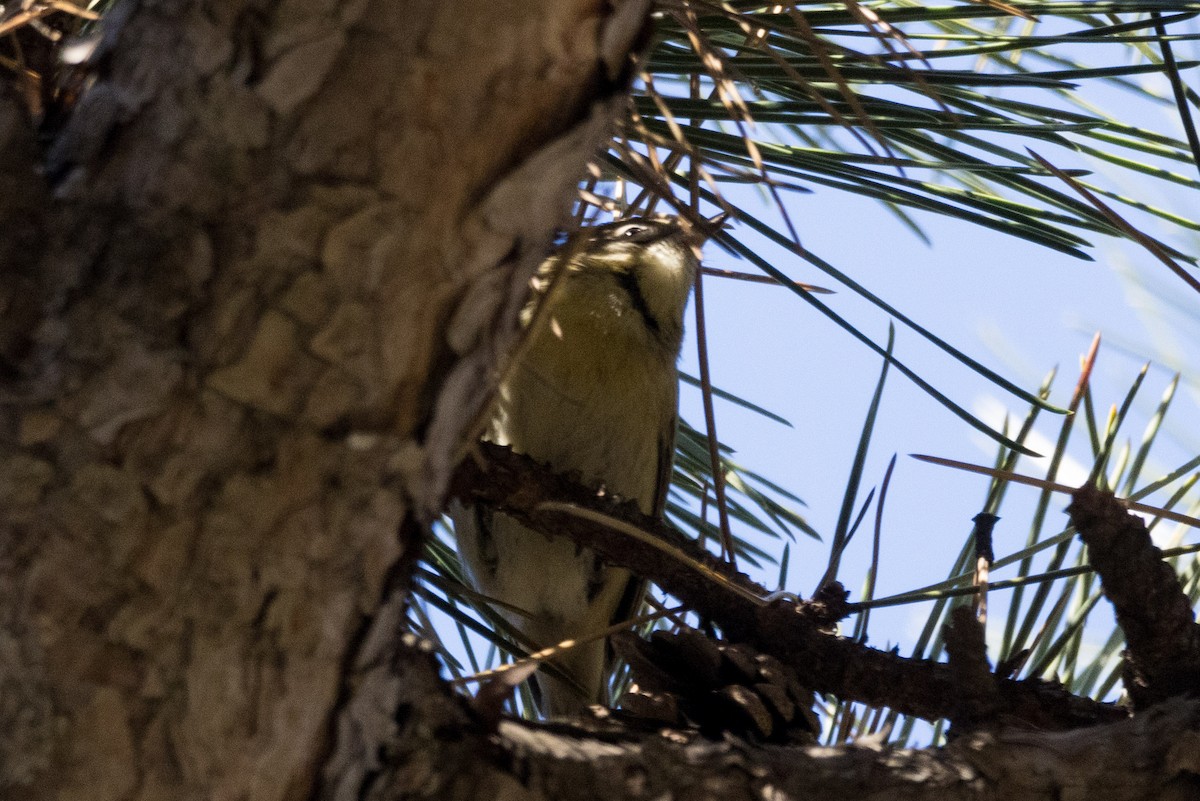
[560,216,713,353]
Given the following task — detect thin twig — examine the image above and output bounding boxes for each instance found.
[686,68,736,567]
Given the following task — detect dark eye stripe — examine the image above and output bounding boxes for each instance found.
[614,269,661,338]
[597,218,675,245]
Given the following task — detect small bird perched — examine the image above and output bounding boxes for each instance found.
[453,216,705,717]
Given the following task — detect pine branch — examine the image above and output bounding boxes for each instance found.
[451,442,1125,730]
[1068,485,1200,709]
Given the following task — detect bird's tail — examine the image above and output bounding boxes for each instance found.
[534,638,608,719]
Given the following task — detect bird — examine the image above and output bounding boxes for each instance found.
[453,215,706,717]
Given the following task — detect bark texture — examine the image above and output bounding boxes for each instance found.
[451,442,1125,731]
[1068,485,1200,709]
[0,0,643,798]
[357,638,1200,801]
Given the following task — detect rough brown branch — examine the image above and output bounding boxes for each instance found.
[945,606,1003,732]
[361,632,1200,801]
[451,442,1126,730]
[1068,485,1200,709]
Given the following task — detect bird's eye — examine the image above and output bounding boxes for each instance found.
[619,225,645,238]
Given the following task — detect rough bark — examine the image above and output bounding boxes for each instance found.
[358,634,1200,801]
[0,0,644,798]
[1068,486,1200,709]
[0,87,49,371]
[451,442,1126,731]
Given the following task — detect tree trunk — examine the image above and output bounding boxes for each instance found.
[0,1,640,798]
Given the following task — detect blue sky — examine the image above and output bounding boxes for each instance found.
[674,62,1200,670]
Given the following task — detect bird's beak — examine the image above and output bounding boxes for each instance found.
[706,211,731,229]
[679,212,730,245]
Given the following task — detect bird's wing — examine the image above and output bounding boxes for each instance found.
[652,407,678,521]
[603,395,679,703]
